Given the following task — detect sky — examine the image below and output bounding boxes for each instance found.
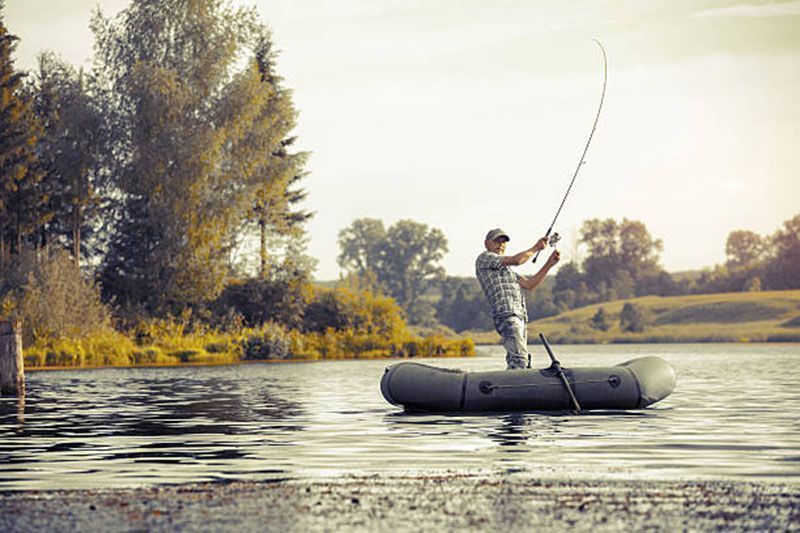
[5,0,800,280]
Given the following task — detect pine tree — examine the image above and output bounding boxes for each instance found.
[249,33,311,278]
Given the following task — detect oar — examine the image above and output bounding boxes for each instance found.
[538,333,582,412]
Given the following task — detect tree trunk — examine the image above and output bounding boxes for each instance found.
[14,198,21,255]
[259,218,267,279]
[72,208,81,268]
[0,321,24,397]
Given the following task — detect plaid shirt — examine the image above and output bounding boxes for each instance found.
[475,251,527,322]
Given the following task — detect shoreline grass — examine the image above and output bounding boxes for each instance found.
[22,326,475,370]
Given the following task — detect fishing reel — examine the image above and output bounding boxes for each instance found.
[532,231,562,264]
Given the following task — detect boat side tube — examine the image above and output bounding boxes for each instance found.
[381,356,676,412]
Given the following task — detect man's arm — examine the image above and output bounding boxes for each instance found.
[518,250,560,291]
[500,237,548,266]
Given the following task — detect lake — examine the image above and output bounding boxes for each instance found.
[0,343,798,490]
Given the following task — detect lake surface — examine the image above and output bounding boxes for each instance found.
[1,344,798,490]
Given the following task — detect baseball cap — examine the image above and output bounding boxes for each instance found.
[485,228,510,242]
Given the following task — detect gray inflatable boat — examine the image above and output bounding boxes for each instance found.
[381,356,676,412]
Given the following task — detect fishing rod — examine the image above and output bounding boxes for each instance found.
[532,39,608,264]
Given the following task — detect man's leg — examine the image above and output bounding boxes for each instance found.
[498,316,529,370]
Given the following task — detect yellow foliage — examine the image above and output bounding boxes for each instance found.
[22,284,476,368]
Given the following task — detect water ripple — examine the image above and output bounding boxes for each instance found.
[0,344,799,489]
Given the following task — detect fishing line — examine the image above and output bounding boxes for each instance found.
[532,39,608,263]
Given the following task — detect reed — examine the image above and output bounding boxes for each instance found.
[24,324,475,369]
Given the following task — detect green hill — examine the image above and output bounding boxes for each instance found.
[467,290,800,344]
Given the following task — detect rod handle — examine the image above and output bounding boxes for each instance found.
[531,228,552,264]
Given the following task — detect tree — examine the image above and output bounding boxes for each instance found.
[337,218,448,324]
[725,230,765,269]
[246,31,311,278]
[436,277,493,332]
[766,213,800,289]
[93,0,304,312]
[619,302,646,333]
[337,218,387,281]
[379,220,447,324]
[591,307,610,331]
[580,218,665,297]
[31,53,105,266]
[0,17,46,264]
[212,259,311,330]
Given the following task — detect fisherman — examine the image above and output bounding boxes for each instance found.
[476,229,560,370]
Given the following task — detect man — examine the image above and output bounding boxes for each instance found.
[476,228,560,369]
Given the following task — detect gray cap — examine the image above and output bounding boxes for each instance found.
[485,228,510,242]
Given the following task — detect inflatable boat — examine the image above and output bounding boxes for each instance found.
[380,355,676,412]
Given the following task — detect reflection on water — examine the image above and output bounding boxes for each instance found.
[0,344,799,490]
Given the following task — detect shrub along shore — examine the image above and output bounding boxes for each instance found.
[23,324,474,370]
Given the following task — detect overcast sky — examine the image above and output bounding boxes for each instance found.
[6,0,800,280]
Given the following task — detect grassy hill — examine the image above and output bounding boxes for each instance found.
[466,290,800,344]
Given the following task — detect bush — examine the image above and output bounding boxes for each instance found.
[212,266,312,329]
[591,307,610,331]
[620,302,647,333]
[132,347,180,365]
[304,286,407,340]
[1,248,113,344]
[243,322,291,360]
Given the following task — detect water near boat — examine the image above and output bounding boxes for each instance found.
[0,343,798,490]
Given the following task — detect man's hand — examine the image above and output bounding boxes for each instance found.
[546,249,561,267]
[533,237,549,252]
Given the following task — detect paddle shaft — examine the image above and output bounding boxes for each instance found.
[539,333,582,412]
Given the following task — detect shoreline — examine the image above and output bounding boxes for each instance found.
[24,339,800,372]
[23,352,474,372]
[2,474,798,531]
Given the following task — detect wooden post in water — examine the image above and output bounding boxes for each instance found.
[0,320,24,396]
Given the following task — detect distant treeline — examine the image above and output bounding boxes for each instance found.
[433,214,800,333]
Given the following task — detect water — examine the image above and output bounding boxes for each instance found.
[0,344,798,490]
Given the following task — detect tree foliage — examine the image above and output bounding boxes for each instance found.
[766,213,800,290]
[0,18,45,264]
[212,260,312,330]
[550,218,674,311]
[435,277,493,332]
[30,53,105,265]
[0,247,112,344]
[581,218,665,295]
[92,0,308,312]
[695,213,800,293]
[591,307,610,331]
[619,302,646,333]
[337,218,448,324]
[726,230,766,269]
[248,33,311,277]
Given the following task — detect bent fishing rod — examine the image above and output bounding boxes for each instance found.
[532,39,608,263]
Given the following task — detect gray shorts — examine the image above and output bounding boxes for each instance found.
[495,315,529,370]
